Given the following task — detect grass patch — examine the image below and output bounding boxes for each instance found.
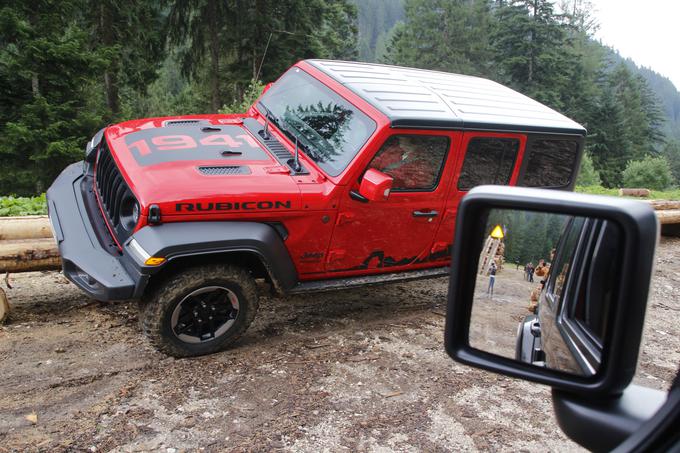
[576,185,680,200]
[0,194,48,216]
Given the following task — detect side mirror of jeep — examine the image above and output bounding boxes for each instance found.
[350,168,393,203]
[444,185,662,452]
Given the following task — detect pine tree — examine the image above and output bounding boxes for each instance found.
[86,0,165,117]
[0,0,107,195]
[586,83,632,187]
[385,0,494,76]
[491,0,577,110]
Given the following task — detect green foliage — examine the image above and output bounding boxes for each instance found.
[622,156,673,191]
[491,0,578,110]
[355,0,404,62]
[576,152,601,186]
[662,140,680,186]
[385,0,494,76]
[0,1,108,195]
[2,0,677,200]
[0,194,47,216]
[575,185,680,200]
[487,209,566,265]
[219,80,266,114]
[167,0,358,112]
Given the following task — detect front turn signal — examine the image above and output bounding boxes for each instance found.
[144,257,166,266]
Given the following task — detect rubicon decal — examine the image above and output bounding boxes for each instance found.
[175,201,292,212]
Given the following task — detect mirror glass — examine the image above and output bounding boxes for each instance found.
[469,208,622,377]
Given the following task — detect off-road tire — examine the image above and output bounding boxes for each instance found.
[140,265,258,357]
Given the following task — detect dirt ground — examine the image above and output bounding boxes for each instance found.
[470,267,542,361]
[1,238,678,452]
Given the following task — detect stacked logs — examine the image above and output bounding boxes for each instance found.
[0,216,60,322]
[0,216,61,273]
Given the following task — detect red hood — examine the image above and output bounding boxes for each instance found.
[103,114,306,216]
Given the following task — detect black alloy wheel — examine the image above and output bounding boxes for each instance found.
[171,286,240,343]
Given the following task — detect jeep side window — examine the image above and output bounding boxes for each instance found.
[368,135,449,191]
[547,217,586,306]
[457,137,519,191]
[520,138,579,188]
[568,220,621,344]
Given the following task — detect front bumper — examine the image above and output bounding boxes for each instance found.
[46,162,148,301]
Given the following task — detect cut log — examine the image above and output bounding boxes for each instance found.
[656,210,680,225]
[0,238,61,273]
[618,188,651,197]
[648,200,680,211]
[0,216,53,241]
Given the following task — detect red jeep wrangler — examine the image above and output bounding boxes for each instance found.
[47,60,586,357]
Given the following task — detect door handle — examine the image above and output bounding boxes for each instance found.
[412,210,439,218]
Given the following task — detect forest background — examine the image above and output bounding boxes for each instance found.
[2,0,680,214]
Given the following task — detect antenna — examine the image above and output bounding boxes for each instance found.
[293,136,301,172]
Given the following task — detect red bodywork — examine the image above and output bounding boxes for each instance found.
[97,61,532,282]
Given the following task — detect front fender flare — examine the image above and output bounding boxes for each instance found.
[129,221,297,294]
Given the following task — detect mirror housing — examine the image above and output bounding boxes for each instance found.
[357,168,393,202]
[444,186,658,396]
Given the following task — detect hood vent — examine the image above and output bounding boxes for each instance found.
[164,119,207,126]
[198,165,250,176]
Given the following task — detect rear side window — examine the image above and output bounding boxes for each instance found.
[520,139,579,188]
[457,137,519,190]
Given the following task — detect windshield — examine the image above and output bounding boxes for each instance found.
[258,68,376,177]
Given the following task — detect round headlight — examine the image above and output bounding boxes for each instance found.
[120,196,140,231]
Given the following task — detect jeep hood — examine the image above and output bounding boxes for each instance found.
[103,115,303,216]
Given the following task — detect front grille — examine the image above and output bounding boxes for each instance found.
[198,165,250,176]
[95,142,138,243]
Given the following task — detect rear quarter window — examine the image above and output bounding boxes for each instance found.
[520,138,580,188]
[457,137,519,190]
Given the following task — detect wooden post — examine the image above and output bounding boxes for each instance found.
[0,287,8,324]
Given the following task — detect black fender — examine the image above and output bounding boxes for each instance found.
[129,221,297,294]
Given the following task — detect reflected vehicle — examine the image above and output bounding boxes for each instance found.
[516,216,621,376]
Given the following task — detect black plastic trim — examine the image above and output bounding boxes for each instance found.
[552,384,666,452]
[242,117,309,175]
[46,162,143,301]
[129,221,298,293]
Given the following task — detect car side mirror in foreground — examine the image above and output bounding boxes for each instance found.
[351,168,393,203]
[444,186,664,451]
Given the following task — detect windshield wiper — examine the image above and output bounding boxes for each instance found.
[257,102,308,174]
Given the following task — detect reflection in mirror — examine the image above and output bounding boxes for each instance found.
[469,209,621,377]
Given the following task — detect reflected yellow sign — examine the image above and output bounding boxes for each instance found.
[490,224,504,239]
